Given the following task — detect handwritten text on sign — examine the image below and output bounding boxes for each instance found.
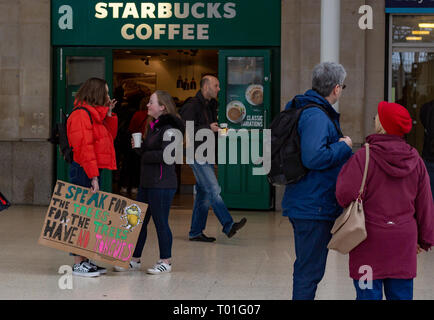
[38,180,147,268]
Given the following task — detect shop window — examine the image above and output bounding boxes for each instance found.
[390,15,434,153]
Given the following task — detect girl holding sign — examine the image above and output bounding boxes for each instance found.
[114,90,184,274]
[67,77,118,277]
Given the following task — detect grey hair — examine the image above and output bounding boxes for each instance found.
[312,62,347,97]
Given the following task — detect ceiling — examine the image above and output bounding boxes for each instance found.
[113,49,218,62]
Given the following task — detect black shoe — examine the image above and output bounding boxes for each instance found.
[227,218,247,238]
[189,233,216,242]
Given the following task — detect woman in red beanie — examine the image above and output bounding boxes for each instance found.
[336,101,434,300]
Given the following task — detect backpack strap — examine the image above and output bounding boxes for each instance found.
[298,103,343,138]
[69,107,93,124]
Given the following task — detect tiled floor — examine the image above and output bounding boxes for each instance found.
[1,204,434,300]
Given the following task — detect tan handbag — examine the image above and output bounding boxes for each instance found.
[327,143,369,254]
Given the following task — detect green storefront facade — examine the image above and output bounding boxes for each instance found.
[51,0,282,210]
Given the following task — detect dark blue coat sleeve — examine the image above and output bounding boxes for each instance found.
[298,108,352,170]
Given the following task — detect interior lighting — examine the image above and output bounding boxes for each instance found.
[412,30,430,35]
[406,36,423,41]
[418,23,434,28]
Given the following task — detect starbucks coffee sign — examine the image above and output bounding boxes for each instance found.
[52,0,281,46]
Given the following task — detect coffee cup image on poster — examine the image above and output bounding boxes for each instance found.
[38,180,148,268]
[226,84,264,128]
[245,84,264,106]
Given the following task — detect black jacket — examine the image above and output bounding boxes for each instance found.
[420,100,434,161]
[137,114,185,189]
[179,90,218,159]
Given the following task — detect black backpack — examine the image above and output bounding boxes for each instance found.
[267,102,343,186]
[50,107,93,163]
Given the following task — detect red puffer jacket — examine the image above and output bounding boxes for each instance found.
[67,101,118,179]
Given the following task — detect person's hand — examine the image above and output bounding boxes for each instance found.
[417,244,424,254]
[91,177,99,193]
[210,122,220,133]
[107,99,117,116]
[131,137,135,149]
[339,136,353,149]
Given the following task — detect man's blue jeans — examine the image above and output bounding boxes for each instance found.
[289,218,334,300]
[189,162,234,238]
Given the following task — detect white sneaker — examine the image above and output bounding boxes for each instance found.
[146,261,172,275]
[72,261,100,277]
[113,260,141,272]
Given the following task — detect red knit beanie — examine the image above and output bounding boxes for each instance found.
[377,101,412,137]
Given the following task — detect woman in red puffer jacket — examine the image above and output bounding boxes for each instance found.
[66,77,118,277]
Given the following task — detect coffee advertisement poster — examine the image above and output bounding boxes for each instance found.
[226,83,264,129]
[225,57,265,129]
[38,180,147,268]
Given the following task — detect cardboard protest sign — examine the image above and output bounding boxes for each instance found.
[38,180,147,268]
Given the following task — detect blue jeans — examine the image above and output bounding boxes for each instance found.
[289,218,334,300]
[134,187,176,260]
[424,160,434,200]
[69,161,101,188]
[69,161,101,257]
[189,162,234,238]
[353,279,413,300]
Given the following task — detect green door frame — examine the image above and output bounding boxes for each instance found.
[53,47,113,192]
[217,49,272,210]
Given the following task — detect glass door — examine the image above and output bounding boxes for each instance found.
[217,50,272,210]
[390,15,434,153]
[53,47,113,191]
[391,49,434,152]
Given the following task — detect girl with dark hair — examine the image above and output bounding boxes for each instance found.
[67,77,118,277]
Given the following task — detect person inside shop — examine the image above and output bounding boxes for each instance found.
[66,77,118,277]
[116,84,148,197]
[114,90,184,274]
[179,75,247,243]
[336,101,434,300]
[420,99,434,200]
[119,95,151,197]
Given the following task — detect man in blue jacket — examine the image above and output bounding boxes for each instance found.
[282,62,353,300]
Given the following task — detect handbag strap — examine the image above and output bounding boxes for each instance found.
[357,143,370,201]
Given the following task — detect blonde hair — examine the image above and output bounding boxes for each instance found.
[154,90,179,117]
[375,114,387,134]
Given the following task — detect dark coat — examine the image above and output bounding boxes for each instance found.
[137,114,185,189]
[179,90,218,159]
[336,134,434,280]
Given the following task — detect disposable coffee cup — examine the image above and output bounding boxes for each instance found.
[219,123,228,136]
[132,132,142,148]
